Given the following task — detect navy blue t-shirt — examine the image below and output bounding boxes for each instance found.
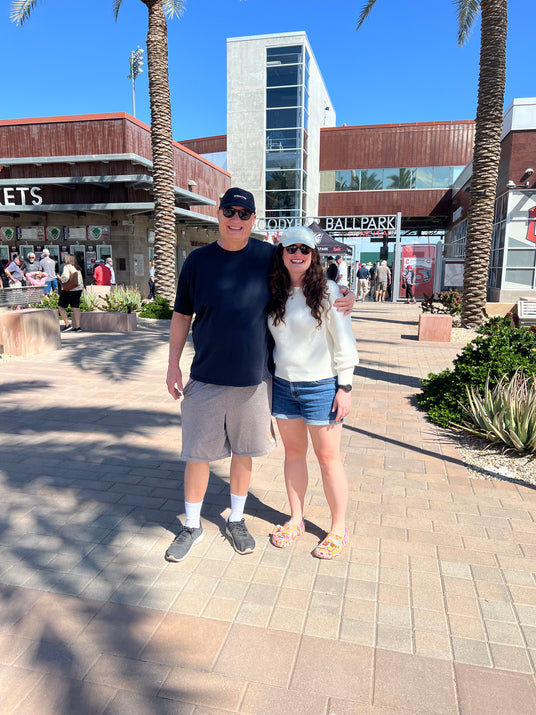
[174,239,275,387]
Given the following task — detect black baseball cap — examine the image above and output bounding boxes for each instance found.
[219,187,255,213]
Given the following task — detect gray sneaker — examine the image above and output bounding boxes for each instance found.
[165,525,203,562]
[226,519,255,554]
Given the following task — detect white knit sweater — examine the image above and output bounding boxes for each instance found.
[268,281,359,385]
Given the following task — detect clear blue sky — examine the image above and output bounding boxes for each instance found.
[3,0,535,142]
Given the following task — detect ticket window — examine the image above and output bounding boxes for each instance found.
[97,246,112,262]
[69,245,86,280]
[0,246,9,264]
[46,245,61,273]
[19,245,34,260]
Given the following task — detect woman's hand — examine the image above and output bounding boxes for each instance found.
[332,389,352,422]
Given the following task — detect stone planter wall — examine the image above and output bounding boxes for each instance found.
[418,314,452,342]
[0,308,61,357]
[79,312,137,333]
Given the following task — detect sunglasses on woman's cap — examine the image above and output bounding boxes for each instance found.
[221,207,254,220]
[284,244,313,255]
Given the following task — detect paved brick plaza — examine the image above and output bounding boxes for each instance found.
[0,302,535,713]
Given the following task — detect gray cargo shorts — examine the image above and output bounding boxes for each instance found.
[181,378,276,462]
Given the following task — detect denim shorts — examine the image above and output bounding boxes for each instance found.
[272,376,340,426]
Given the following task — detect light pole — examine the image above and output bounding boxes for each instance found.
[127,46,144,117]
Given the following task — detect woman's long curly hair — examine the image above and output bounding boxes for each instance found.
[266,245,330,327]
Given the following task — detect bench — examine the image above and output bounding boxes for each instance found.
[0,285,45,309]
[517,298,536,326]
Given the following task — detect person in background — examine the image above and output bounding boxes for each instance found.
[39,249,58,294]
[148,261,155,299]
[356,263,370,301]
[375,260,391,302]
[267,226,359,560]
[402,263,417,304]
[336,256,348,288]
[22,252,40,280]
[93,259,111,286]
[326,255,338,282]
[105,257,116,288]
[57,254,83,332]
[5,253,24,287]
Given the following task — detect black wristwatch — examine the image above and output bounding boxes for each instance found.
[339,384,352,392]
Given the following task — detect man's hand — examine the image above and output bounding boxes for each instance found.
[332,389,352,422]
[334,288,355,315]
[166,364,184,400]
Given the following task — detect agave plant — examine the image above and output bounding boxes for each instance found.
[459,370,536,453]
[101,286,143,314]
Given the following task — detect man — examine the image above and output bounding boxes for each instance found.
[356,263,370,301]
[4,253,24,286]
[23,252,40,280]
[336,256,348,288]
[375,259,391,302]
[105,257,116,287]
[326,255,338,282]
[165,187,354,563]
[39,248,58,294]
[93,259,111,286]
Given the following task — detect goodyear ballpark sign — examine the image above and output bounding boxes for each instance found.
[0,187,43,206]
[256,214,396,236]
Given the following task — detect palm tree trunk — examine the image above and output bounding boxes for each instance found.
[461,0,507,328]
[143,0,177,301]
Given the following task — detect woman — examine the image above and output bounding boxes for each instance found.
[148,261,155,299]
[57,254,83,332]
[402,264,417,304]
[266,226,359,559]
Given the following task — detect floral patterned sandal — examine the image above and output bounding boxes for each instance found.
[271,520,305,548]
[313,528,349,559]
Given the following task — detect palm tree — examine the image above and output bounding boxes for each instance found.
[358,1,508,328]
[10,0,184,301]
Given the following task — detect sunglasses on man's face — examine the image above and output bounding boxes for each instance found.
[221,207,253,220]
[284,244,313,255]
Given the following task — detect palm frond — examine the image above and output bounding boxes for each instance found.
[163,0,185,20]
[9,0,41,26]
[356,0,379,30]
[454,0,481,46]
[112,0,123,22]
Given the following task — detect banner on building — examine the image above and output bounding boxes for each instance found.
[46,226,64,242]
[0,227,16,241]
[18,226,45,242]
[67,226,87,241]
[88,225,110,241]
[401,245,435,298]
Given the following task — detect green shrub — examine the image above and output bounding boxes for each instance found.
[421,289,462,316]
[461,370,536,454]
[139,295,173,319]
[32,290,59,309]
[101,286,143,313]
[417,317,536,427]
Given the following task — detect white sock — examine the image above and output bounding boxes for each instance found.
[229,493,247,523]
[184,500,202,529]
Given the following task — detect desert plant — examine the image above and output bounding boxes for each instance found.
[32,290,59,309]
[460,370,536,453]
[417,318,536,427]
[80,290,101,312]
[139,295,173,319]
[421,289,462,316]
[101,286,143,313]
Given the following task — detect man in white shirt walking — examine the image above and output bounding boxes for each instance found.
[336,257,348,288]
[105,257,116,287]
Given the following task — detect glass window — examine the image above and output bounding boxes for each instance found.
[267,45,303,65]
[267,86,301,108]
[504,269,535,288]
[433,166,451,188]
[506,249,536,268]
[266,150,301,170]
[335,170,351,191]
[386,168,416,189]
[266,191,301,211]
[416,167,433,189]
[266,170,301,190]
[266,130,302,151]
[305,50,310,71]
[451,166,464,185]
[360,170,383,190]
[266,108,301,129]
[320,171,335,192]
[267,64,302,87]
